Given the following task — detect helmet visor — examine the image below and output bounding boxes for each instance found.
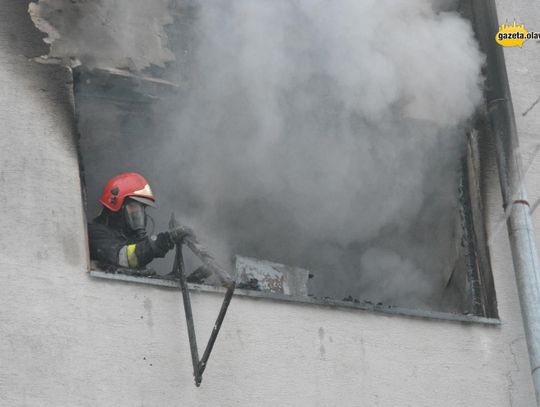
[124,200,147,232]
[129,195,155,207]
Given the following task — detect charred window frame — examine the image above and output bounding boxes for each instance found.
[459,127,498,318]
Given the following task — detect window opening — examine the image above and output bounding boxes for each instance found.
[68,0,498,321]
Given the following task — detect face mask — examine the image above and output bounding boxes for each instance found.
[123,200,147,237]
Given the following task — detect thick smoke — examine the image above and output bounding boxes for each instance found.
[149,0,484,309]
[71,0,483,310]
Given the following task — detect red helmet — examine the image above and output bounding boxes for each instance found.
[99,172,156,212]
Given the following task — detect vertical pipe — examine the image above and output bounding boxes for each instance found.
[471,1,540,404]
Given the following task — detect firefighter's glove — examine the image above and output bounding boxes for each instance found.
[169,225,195,244]
[150,232,175,257]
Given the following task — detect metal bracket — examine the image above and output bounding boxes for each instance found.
[170,213,236,387]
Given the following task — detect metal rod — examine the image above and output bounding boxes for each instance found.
[170,212,236,387]
[174,243,201,386]
[471,1,540,404]
[198,282,236,379]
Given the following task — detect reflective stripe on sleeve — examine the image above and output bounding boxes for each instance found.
[118,246,129,268]
[127,244,139,268]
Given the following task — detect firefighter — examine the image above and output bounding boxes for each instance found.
[88,172,191,269]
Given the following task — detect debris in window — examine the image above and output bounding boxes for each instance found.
[28,0,174,71]
[235,256,310,296]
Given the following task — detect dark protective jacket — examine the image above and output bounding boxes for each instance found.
[88,214,166,269]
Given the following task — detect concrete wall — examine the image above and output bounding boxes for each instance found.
[0,1,538,406]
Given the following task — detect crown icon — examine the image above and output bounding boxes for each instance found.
[498,20,527,33]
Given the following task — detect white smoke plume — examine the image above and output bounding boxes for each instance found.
[150,0,484,308]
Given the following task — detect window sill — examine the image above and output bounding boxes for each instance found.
[89,270,500,326]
